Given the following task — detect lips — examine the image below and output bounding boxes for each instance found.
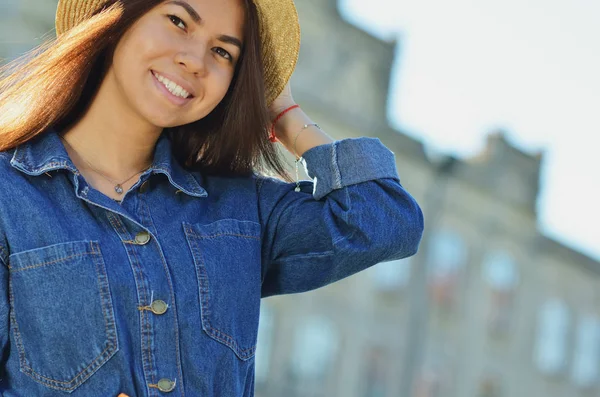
[152,70,194,98]
[151,70,194,106]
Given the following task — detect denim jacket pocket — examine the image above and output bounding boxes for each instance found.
[183,219,262,361]
[7,240,118,392]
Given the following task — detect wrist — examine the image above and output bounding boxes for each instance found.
[272,107,313,142]
[269,101,298,122]
[269,105,334,158]
[269,103,302,142]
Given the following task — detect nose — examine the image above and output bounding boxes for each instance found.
[174,50,207,76]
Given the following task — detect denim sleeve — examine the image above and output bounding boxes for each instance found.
[258,137,424,298]
[0,244,8,376]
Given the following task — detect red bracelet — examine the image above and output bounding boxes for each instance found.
[269,104,300,142]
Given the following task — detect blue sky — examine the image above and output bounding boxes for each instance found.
[339,0,600,261]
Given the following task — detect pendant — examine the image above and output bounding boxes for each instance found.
[115,184,124,194]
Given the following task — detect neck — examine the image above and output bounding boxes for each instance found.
[60,70,162,179]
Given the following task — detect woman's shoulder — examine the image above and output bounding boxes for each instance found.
[0,148,31,197]
[0,149,17,175]
[0,148,21,175]
[0,148,15,160]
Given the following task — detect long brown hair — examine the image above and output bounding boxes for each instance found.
[0,0,293,181]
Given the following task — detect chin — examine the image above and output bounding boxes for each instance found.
[142,106,212,129]
[142,110,183,129]
[153,120,186,129]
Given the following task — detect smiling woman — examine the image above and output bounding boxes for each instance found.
[0,0,424,396]
[0,0,288,181]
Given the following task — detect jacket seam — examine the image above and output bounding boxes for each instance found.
[184,224,256,359]
[107,214,156,386]
[7,251,95,272]
[140,197,186,396]
[277,250,335,261]
[331,141,343,189]
[7,248,116,390]
[0,243,9,267]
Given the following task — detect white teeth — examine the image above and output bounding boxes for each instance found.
[153,71,190,99]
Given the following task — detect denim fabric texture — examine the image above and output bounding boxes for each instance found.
[0,128,424,396]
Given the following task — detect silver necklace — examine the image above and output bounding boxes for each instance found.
[60,135,152,195]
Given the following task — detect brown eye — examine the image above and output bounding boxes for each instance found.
[213,47,232,61]
[167,15,186,30]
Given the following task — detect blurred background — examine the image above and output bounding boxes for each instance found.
[2,1,599,396]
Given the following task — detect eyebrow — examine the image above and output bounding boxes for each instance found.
[166,1,201,23]
[218,35,243,52]
[165,0,243,51]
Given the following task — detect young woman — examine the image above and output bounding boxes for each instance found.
[0,0,423,395]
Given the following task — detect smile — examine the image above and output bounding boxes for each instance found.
[151,70,194,105]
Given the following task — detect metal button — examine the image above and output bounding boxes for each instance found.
[134,231,151,245]
[150,300,168,315]
[157,378,176,392]
[139,180,149,193]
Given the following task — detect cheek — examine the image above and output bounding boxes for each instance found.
[192,65,235,109]
[114,25,170,76]
[112,45,144,88]
[181,69,234,123]
[211,66,236,98]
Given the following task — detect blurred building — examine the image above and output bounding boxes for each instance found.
[0,0,57,62]
[2,1,599,397]
[260,1,600,397]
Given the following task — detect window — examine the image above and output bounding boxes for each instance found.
[414,368,442,397]
[362,345,388,397]
[570,315,600,388]
[478,374,502,397]
[290,316,339,380]
[255,303,275,385]
[482,250,518,290]
[482,250,519,335]
[427,229,468,311]
[370,257,411,292]
[533,299,570,375]
[413,355,453,397]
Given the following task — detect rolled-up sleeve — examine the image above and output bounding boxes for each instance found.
[0,244,9,378]
[258,137,424,298]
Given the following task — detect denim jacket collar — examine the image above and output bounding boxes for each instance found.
[9,128,207,198]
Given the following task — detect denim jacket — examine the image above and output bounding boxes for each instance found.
[0,128,423,396]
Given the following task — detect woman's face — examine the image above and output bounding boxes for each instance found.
[105,0,245,128]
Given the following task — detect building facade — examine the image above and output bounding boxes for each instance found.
[0,0,56,62]
[2,1,599,396]
[256,2,600,397]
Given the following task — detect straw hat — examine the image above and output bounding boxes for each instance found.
[55,0,300,106]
